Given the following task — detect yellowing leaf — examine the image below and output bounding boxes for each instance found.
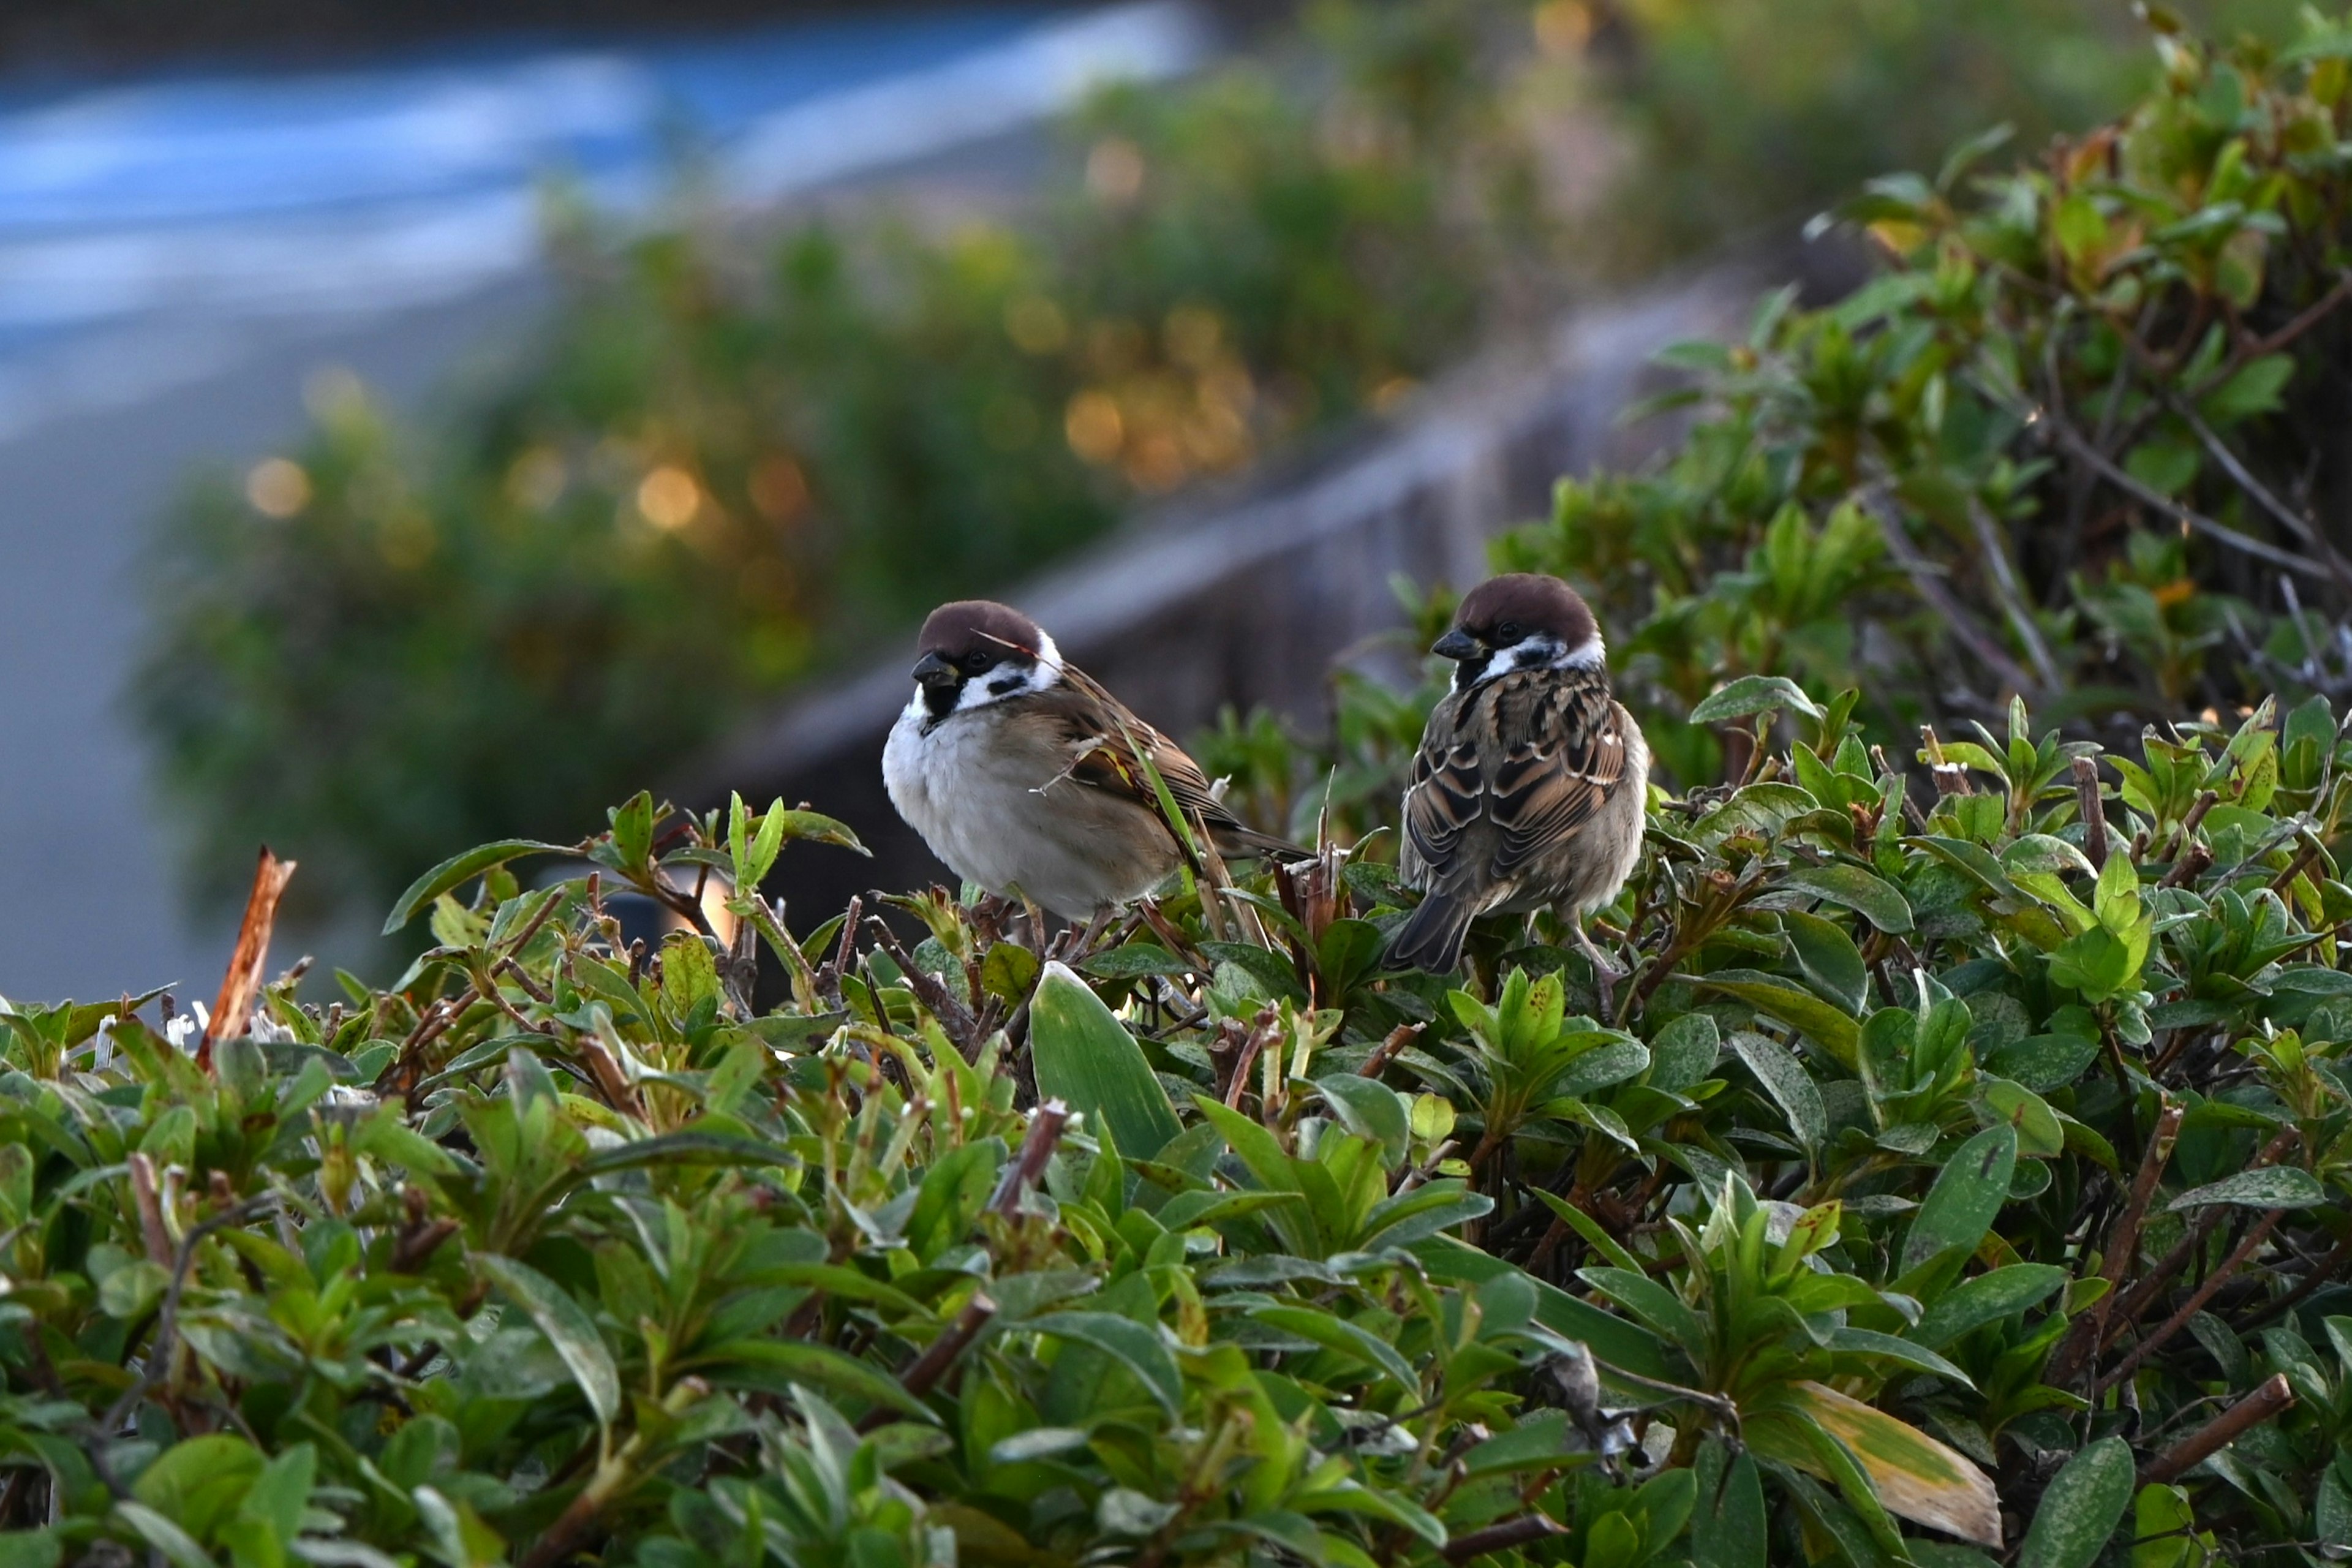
[1785,1380,2001,1547]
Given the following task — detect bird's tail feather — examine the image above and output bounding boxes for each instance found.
[1387,889,1479,973]
[1210,824,1310,862]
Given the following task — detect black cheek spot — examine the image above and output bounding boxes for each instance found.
[987,673,1026,696]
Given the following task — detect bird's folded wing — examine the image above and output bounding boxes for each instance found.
[1488,678,1624,877]
[1036,677,1253,839]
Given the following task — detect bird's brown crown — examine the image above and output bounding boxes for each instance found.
[1453,573,1596,647]
[917,600,1048,663]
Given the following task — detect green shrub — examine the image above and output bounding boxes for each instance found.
[1581,0,2302,271]
[11,674,2352,1563]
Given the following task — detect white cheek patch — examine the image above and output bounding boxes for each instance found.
[1474,631,1608,685]
[952,649,1063,714]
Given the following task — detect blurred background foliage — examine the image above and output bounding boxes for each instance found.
[134,0,2306,942]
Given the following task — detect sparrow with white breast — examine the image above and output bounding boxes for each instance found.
[883,600,1301,920]
[1390,574,1649,987]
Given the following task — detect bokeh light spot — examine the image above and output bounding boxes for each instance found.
[246,458,312,518]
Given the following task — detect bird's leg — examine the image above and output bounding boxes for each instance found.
[1570,916,1621,1020]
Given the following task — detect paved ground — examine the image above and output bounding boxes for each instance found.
[0,3,1206,1003]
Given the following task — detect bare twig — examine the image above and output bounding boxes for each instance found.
[865,914,982,1060]
[1359,1023,1422,1079]
[2095,1207,2289,1396]
[1860,488,2038,694]
[200,846,297,1071]
[1968,499,2064,688]
[1442,1517,1567,1562]
[856,1294,999,1434]
[2138,1373,2296,1484]
[2165,390,2352,595]
[2242,1227,2352,1328]
[989,1100,1069,1219]
[2073,757,2109,873]
[2049,1100,2180,1387]
[2035,401,2332,579]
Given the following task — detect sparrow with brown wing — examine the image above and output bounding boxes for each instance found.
[1390,574,1649,998]
[883,600,1300,921]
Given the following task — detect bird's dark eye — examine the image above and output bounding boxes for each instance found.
[963,650,992,672]
[1496,620,1523,643]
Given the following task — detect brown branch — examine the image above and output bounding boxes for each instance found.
[2073,757,2109,872]
[2242,1227,2352,1329]
[2239,269,2352,363]
[1442,1516,1568,1562]
[1223,1006,1278,1109]
[2101,1126,2299,1347]
[2039,403,2332,579]
[2095,1207,2288,1396]
[1860,489,2038,694]
[989,1100,1069,1219]
[1359,1023,1422,1079]
[2157,843,2212,890]
[856,1293,999,1435]
[865,916,982,1061]
[2165,390,2352,595]
[200,846,297,1071]
[2138,1373,2296,1484]
[2049,1100,2180,1387]
[128,1153,173,1267]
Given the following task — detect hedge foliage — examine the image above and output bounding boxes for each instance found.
[48,10,2352,1564]
[10,677,2352,1568]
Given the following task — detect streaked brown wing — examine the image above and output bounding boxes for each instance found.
[1488,674,1625,878]
[1037,675,1251,838]
[1403,690,1486,880]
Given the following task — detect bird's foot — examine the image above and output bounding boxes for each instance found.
[1573,924,1623,1020]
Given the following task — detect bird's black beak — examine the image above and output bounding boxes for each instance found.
[1431,628,1480,662]
[911,651,960,688]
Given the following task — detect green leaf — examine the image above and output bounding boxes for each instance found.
[1246,1303,1420,1392]
[2200,352,2294,425]
[1825,1327,1974,1386]
[1909,1264,2067,1349]
[1411,1236,1674,1380]
[1730,1030,1826,1153]
[1901,1125,2018,1273]
[1785,864,1914,933]
[111,1503,214,1568]
[477,1254,620,1427]
[766,808,868,856]
[1648,1012,1722,1094]
[381,839,570,934]
[1580,1266,1709,1360]
[706,1338,941,1421]
[2021,1438,2135,1568]
[1080,943,1189,979]
[0,1534,59,1568]
[2168,1166,2328,1210]
[1694,971,1861,1068]
[1035,1311,1183,1415]
[1315,1074,1411,1167]
[1693,1440,1767,1568]
[1691,676,1825,723]
[1030,961,1183,1159]
[1785,910,1869,1012]
[1978,1077,2065,1158]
